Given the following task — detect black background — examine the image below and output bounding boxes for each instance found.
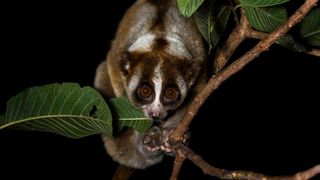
[1,1,320,179]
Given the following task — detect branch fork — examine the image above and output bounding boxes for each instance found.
[168,0,320,179]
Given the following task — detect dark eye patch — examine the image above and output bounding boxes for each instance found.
[134,81,155,105]
[161,84,181,106]
[138,84,153,99]
[163,87,178,101]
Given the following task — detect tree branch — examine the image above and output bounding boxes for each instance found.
[213,9,250,74]
[169,148,186,180]
[246,24,320,58]
[181,145,320,180]
[170,0,319,178]
[214,4,320,73]
[170,0,318,148]
[112,165,135,180]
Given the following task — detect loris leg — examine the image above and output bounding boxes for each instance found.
[101,128,164,169]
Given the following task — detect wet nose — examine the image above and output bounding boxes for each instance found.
[149,112,160,120]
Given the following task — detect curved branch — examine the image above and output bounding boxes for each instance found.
[181,146,320,180]
[213,9,250,73]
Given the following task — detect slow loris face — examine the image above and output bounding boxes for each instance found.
[123,51,190,121]
[120,34,199,121]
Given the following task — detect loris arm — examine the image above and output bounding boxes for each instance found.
[94,62,116,99]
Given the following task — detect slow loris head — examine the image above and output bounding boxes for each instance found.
[120,34,202,121]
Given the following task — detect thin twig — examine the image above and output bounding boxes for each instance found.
[248,29,269,40]
[306,48,320,57]
[181,146,320,180]
[247,26,320,58]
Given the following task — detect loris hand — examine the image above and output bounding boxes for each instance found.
[143,127,191,154]
[160,128,191,154]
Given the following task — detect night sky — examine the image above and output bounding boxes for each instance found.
[1,1,320,179]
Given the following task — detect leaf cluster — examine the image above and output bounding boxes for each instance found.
[178,0,319,52]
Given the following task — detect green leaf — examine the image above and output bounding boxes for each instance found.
[244,6,287,32]
[109,97,152,132]
[0,83,152,138]
[194,0,231,52]
[276,34,306,52]
[0,83,112,138]
[239,0,290,7]
[300,8,320,46]
[177,0,204,17]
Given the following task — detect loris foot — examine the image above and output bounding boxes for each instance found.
[143,126,162,152]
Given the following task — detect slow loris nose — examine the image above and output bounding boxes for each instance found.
[149,112,160,120]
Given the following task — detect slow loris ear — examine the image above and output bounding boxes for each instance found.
[119,51,131,76]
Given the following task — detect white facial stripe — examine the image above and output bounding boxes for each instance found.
[128,33,155,52]
[140,64,164,119]
[166,35,192,59]
[152,64,163,109]
[128,74,140,95]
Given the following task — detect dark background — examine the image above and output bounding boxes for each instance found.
[1,1,319,179]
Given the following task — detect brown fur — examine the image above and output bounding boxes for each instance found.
[94,0,207,169]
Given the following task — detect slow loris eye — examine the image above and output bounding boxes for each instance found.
[164,88,178,101]
[138,84,153,99]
